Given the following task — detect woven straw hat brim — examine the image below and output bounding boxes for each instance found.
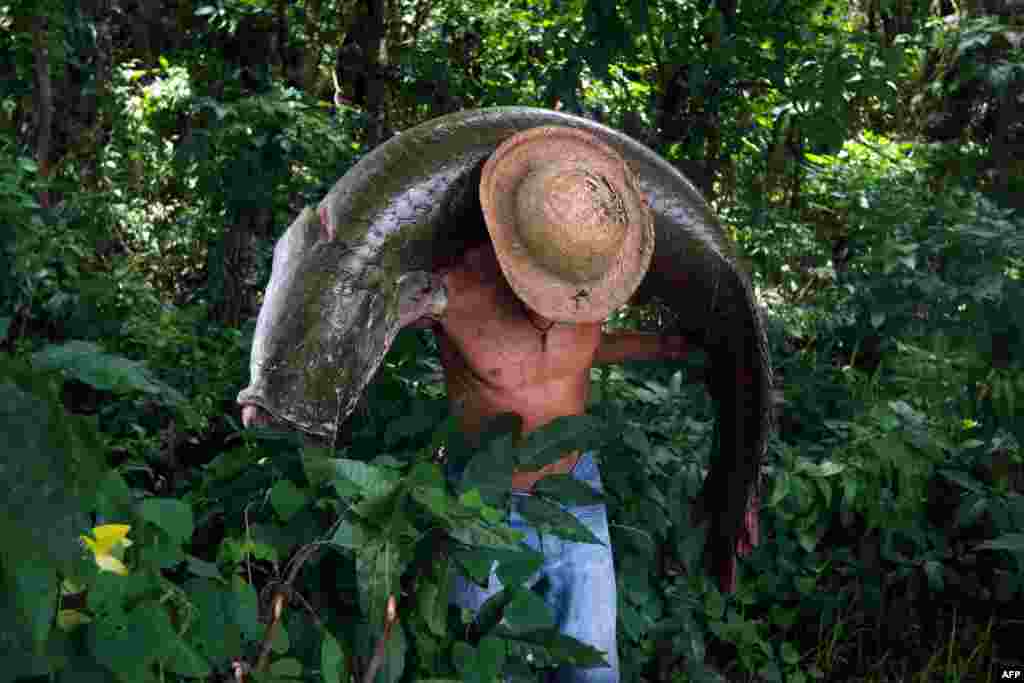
[479,126,655,323]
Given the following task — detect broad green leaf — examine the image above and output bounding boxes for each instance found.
[923,559,945,591]
[185,555,224,582]
[502,589,555,634]
[460,447,516,506]
[455,547,543,589]
[1,371,103,573]
[271,623,291,654]
[474,636,506,683]
[321,632,347,683]
[270,480,308,521]
[532,474,603,505]
[31,341,185,405]
[95,470,133,521]
[12,564,57,651]
[623,428,650,455]
[410,483,457,522]
[418,579,446,638]
[499,628,609,668]
[231,576,262,641]
[138,498,193,544]
[331,519,360,549]
[269,657,303,678]
[306,455,400,499]
[449,519,526,549]
[516,415,605,468]
[357,541,402,633]
[184,578,242,665]
[90,611,159,683]
[517,497,605,545]
[452,642,475,675]
[149,605,212,678]
[454,549,495,586]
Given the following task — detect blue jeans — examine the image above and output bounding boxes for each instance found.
[451,452,619,683]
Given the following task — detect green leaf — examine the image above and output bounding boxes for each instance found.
[418,575,448,637]
[151,610,212,678]
[138,498,194,544]
[185,555,224,582]
[532,474,603,505]
[31,341,185,405]
[231,576,263,641]
[516,415,605,468]
[449,518,525,549]
[11,564,57,652]
[321,632,347,683]
[271,623,290,654]
[269,657,303,678]
[500,628,609,668]
[305,454,400,499]
[270,480,308,521]
[517,497,605,545]
[455,547,543,589]
[781,641,801,665]
[475,636,506,683]
[502,589,556,634]
[923,559,945,591]
[90,612,159,683]
[0,367,104,574]
[623,428,650,455]
[183,579,241,665]
[96,470,133,521]
[453,642,475,675]
[460,446,516,507]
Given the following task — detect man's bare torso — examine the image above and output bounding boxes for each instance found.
[431,244,603,488]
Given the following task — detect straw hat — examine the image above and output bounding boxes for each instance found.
[479,126,655,323]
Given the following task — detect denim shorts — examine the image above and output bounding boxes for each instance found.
[451,452,619,683]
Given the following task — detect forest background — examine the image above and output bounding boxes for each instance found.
[1,0,1023,681]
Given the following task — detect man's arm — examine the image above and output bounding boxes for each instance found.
[593,332,689,365]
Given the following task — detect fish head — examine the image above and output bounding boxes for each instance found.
[236,206,446,438]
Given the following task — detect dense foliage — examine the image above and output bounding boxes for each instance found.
[1,0,1022,681]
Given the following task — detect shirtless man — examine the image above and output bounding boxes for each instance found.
[244,127,687,682]
[243,241,686,682]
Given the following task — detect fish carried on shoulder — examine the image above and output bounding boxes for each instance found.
[236,106,773,593]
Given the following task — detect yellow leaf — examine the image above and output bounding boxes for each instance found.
[81,524,132,575]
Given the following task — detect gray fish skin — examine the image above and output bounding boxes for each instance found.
[237,107,772,589]
[236,206,447,436]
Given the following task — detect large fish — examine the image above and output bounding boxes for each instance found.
[237,107,772,592]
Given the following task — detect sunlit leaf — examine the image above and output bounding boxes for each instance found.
[32,341,185,405]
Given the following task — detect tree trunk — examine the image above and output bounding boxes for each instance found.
[358,0,391,148]
[32,14,54,209]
